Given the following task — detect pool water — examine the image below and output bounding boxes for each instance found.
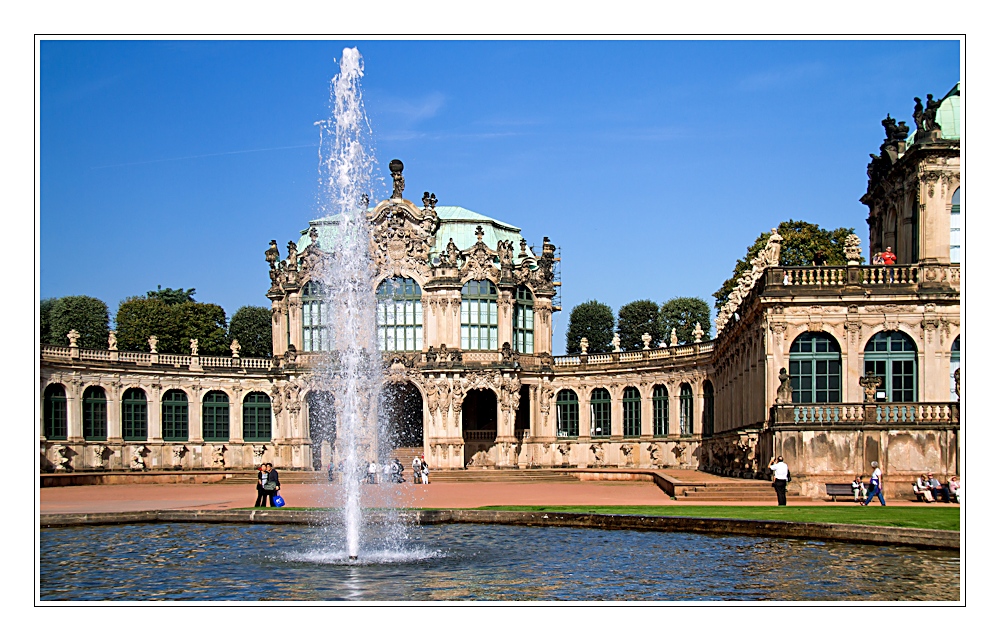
[39,523,960,601]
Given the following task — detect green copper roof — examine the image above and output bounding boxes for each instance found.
[293,204,536,264]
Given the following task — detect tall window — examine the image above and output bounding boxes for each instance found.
[82,386,107,441]
[679,383,693,436]
[377,277,423,352]
[162,389,189,441]
[590,388,611,438]
[951,187,962,263]
[243,392,272,442]
[461,280,498,350]
[44,384,67,440]
[122,388,148,441]
[789,332,842,403]
[302,280,330,352]
[864,331,917,402]
[703,381,715,436]
[622,387,641,437]
[203,391,230,442]
[950,335,960,402]
[513,285,534,353]
[652,384,669,436]
[910,196,920,263]
[556,389,579,438]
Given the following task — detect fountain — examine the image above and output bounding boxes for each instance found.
[314,47,386,562]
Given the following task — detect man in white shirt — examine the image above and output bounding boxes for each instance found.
[863,461,886,506]
[768,455,789,506]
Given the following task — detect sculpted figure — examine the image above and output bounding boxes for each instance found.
[913,96,925,131]
[693,322,704,343]
[148,335,158,353]
[108,331,117,350]
[190,339,198,356]
[611,333,621,352]
[67,329,80,348]
[286,241,298,270]
[776,367,793,404]
[765,228,783,266]
[230,339,241,358]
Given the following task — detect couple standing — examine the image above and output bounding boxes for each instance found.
[255,462,281,507]
[412,455,429,484]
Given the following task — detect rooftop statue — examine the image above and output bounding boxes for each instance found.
[390,159,405,199]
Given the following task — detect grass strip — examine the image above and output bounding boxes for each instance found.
[471,505,960,531]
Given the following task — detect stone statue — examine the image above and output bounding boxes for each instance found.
[765,228,783,266]
[148,335,158,353]
[108,331,117,351]
[190,339,199,356]
[579,337,589,355]
[230,339,241,359]
[265,239,280,266]
[425,344,438,363]
[776,367,793,404]
[390,158,405,198]
[859,373,883,403]
[642,333,652,350]
[913,96,924,131]
[611,333,621,352]
[500,341,513,362]
[923,94,943,132]
[67,329,80,348]
[844,233,862,265]
[669,328,678,347]
[954,368,961,400]
[286,241,298,270]
[693,322,704,343]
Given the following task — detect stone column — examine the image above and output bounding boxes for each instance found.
[534,298,553,355]
[287,296,303,350]
[107,384,122,442]
[271,300,288,357]
[230,391,244,444]
[148,384,163,442]
[668,383,680,437]
[497,291,514,351]
[844,333,864,404]
[423,295,437,348]
[189,389,204,444]
[693,383,705,436]
[578,388,591,441]
[640,385,654,437]
[66,381,83,441]
[610,387,624,439]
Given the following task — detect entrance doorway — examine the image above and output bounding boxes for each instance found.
[307,391,336,470]
[462,388,497,466]
[379,382,424,461]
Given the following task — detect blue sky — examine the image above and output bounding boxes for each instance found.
[39,39,960,354]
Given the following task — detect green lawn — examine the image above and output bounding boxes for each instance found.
[472,505,961,531]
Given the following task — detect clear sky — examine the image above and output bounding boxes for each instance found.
[39,39,960,354]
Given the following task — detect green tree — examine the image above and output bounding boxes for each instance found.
[566,300,615,353]
[46,296,110,349]
[660,297,711,344]
[228,306,273,358]
[147,285,197,305]
[616,299,664,351]
[115,296,228,355]
[40,298,56,344]
[713,220,857,311]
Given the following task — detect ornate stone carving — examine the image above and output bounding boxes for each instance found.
[130,446,147,471]
[67,329,80,348]
[611,333,621,352]
[148,335,158,353]
[860,374,883,402]
[590,442,604,467]
[212,444,227,468]
[668,329,678,347]
[108,331,117,351]
[620,443,636,467]
[189,339,199,356]
[845,320,862,343]
[252,445,267,466]
[230,340,241,358]
[172,445,187,465]
[91,444,110,468]
[458,225,500,282]
[765,228,782,266]
[647,443,661,467]
[844,233,862,264]
[390,158,405,199]
[693,323,704,343]
[579,337,589,355]
[954,368,961,400]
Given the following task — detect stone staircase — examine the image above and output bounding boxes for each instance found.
[670,479,807,502]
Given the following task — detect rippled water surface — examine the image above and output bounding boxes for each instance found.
[40,523,960,601]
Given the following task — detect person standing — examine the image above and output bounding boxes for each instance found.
[255,463,267,507]
[882,246,897,265]
[412,456,422,484]
[421,458,429,485]
[768,455,789,506]
[263,463,281,507]
[862,461,885,506]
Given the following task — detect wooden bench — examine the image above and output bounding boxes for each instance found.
[825,483,856,501]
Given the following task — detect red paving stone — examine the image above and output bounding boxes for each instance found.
[39,479,950,514]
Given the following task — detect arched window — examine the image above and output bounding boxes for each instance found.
[243,392,272,442]
[951,187,962,263]
[203,391,230,442]
[590,388,611,438]
[910,196,920,263]
[652,384,669,436]
[864,331,918,402]
[513,285,534,353]
[622,387,641,437]
[461,280,498,350]
[377,277,423,352]
[703,381,715,436]
[122,388,148,441]
[556,389,579,438]
[950,335,960,401]
[679,383,693,436]
[162,389,189,441]
[302,280,330,352]
[44,384,67,441]
[789,332,842,403]
[82,386,107,441]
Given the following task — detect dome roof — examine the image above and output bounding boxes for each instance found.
[905,82,960,148]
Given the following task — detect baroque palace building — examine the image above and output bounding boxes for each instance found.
[39,86,962,498]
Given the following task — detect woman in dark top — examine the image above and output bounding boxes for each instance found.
[254,464,267,507]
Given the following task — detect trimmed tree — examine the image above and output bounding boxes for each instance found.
[660,297,711,344]
[617,299,664,350]
[565,300,615,354]
[40,298,56,344]
[228,306,273,358]
[46,296,110,349]
[147,285,197,305]
[713,219,857,311]
[115,296,228,355]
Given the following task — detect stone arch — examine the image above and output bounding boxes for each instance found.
[306,389,336,470]
[462,387,497,466]
[379,381,425,451]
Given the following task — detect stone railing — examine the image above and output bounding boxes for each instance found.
[159,354,191,366]
[783,266,848,287]
[464,430,497,441]
[463,352,500,364]
[118,351,153,365]
[552,342,714,369]
[859,265,920,286]
[767,264,959,291]
[40,345,274,371]
[772,402,959,427]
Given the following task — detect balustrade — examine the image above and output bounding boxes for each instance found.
[775,402,957,427]
[783,266,847,287]
[791,404,865,424]
[860,265,919,286]
[159,354,190,366]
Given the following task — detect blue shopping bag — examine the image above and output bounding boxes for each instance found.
[273,494,285,508]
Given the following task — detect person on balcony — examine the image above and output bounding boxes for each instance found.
[882,246,897,266]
